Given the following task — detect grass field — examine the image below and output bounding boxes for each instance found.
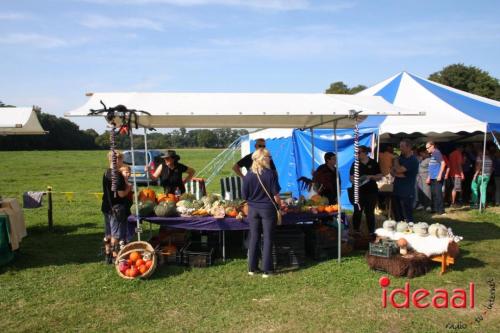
[0,150,499,333]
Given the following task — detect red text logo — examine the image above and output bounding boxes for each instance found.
[379,276,475,309]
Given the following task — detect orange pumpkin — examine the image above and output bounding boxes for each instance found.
[129,251,141,263]
[157,193,169,203]
[139,188,156,202]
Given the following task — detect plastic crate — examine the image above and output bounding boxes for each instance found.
[369,240,398,258]
[182,241,214,268]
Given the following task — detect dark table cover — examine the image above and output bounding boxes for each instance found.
[128,212,345,231]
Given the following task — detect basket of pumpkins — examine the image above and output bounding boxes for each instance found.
[115,241,157,279]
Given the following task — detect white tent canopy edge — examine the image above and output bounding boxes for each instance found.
[65,92,424,129]
[0,107,46,136]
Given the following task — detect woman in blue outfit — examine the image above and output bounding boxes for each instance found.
[242,148,282,278]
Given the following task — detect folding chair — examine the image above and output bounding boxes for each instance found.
[220,176,243,201]
[185,177,207,200]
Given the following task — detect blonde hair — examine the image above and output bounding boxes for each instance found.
[251,148,271,175]
[107,150,123,162]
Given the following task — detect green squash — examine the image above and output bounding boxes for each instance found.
[131,200,155,217]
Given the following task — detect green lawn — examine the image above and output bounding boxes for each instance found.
[0,151,499,333]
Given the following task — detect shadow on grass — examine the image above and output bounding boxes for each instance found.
[452,248,486,272]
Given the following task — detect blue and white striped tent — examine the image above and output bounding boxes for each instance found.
[358,71,500,140]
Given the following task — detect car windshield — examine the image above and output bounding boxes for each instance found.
[123,151,146,165]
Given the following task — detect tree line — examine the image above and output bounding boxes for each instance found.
[1,63,499,150]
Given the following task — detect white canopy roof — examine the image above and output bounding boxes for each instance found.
[65,92,423,129]
[0,107,46,135]
[358,72,500,139]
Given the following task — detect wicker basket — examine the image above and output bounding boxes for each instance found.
[115,241,157,280]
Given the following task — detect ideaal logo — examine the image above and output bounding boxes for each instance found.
[379,276,495,330]
[379,276,474,309]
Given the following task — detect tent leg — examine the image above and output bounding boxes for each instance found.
[334,121,342,263]
[479,127,487,213]
[144,128,150,187]
[129,129,141,241]
[311,127,315,176]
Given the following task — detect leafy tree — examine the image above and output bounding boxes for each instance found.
[325,81,367,94]
[196,130,217,148]
[428,64,500,101]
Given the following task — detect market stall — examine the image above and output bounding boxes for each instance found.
[66,92,423,266]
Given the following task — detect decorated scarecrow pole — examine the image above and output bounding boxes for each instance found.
[90,102,151,241]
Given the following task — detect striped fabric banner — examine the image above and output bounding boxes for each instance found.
[185,178,207,200]
[220,176,243,201]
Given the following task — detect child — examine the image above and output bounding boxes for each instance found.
[119,165,134,243]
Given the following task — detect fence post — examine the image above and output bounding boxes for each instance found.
[47,186,53,231]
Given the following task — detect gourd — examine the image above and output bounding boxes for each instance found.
[131,200,155,216]
[154,202,170,217]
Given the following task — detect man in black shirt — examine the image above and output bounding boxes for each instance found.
[101,151,131,264]
[233,138,276,177]
[348,146,382,234]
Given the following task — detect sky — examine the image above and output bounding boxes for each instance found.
[1,0,500,133]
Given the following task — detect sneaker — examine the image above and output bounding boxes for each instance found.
[415,205,424,211]
[248,271,256,276]
[262,273,272,278]
[425,207,432,212]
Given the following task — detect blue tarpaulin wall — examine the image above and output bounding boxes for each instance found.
[248,128,375,210]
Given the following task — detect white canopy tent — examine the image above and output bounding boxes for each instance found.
[66,91,424,262]
[0,107,46,136]
[358,71,500,141]
[65,92,423,128]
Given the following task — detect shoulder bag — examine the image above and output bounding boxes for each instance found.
[255,172,282,225]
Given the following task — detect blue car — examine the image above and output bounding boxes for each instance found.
[123,149,163,185]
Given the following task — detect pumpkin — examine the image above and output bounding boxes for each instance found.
[156,193,169,203]
[139,188,156,202]
[129,251,141,262]
[131,200,155,217]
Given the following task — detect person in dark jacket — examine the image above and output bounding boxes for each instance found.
[242,148,282,278]
[313,152,340,204]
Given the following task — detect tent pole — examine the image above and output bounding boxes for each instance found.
[376,131,381,162]
[479,125,487,213]
[334,121,342,263]
[129,129,141,241]
[311,127,315,176]
[144,128,150,187]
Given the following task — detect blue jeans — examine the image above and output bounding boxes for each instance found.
[248,206,276,273]
[430,180,445,214]
[393,195,415,222]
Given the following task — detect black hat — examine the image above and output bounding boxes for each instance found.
[161,150,180,161]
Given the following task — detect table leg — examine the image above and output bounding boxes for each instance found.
[222,230,226,262]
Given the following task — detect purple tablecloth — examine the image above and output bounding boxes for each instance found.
[128,212,345,231]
